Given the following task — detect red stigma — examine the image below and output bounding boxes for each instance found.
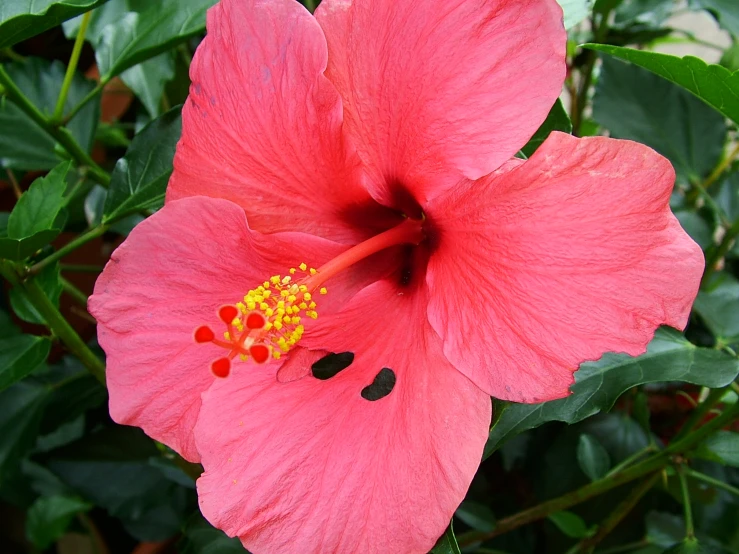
[194,325,215,343]
[249,344,270,364]
[219,305,239,324]
[211,357,231,378]
[246,312,266,330]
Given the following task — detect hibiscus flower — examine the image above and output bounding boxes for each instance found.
[88,0,704,552]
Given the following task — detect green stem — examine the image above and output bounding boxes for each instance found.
[303,0,317,13]
[53,11,92,123]
[1,48,25,62]
[0,66,111,187]
[688,468,739,498]
[569,473,660,553]
[24,278,105,384]
[61,263,104,273]
[29,225,108,276]
[673,385,730,441]
[595,540,651,554]
[457,403,739,547]
[703,143,739,190]
[63,79,107,125]
[605,445,657,477]
[676,466,694,539]
[702,218,739,288]
[61,276,89,307]
[572,9,612,136]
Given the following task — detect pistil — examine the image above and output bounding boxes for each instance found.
[194,217,425,376]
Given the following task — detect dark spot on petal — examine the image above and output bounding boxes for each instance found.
[361,368,396,401]
[311,352,354,380]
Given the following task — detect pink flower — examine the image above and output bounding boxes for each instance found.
[89,0,704,552]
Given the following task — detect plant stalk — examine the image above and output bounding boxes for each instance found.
[0,66,111,186]
[53,11,92,123]
[457,403,739,547]
[29,225,108,276]
[569,473,660,553]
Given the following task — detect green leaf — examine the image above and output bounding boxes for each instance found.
[557,0,594,29]
[0,58,99,171]
[25,495,91,549]
[521,99,572,158]
[613,0,675,27]
[103,105,181,222]
[179,515,247,554]
[576,433,611,481]
[0,310,50,392]
[548,511,590,539]
[430,522,461,554]
[455,501,497,533]
[0,0,110,49]
[47,426,192,541]
[10,262,62,325]
[121,52,176,117]
[585,45,739,127]
[484,328,739,457]
[689,0,739,37]
[592,55,727,184]
[0,162,70,261]
[8,162,70,239]
[64,2,176,116]
[0,380,49,485]
[95,0,217,80]
[695,431,739,467]
[694,273,739,343]
[675,211,714,251]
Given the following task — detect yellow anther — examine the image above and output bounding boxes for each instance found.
[282,276,291,284]
[289,268,296,274]
[277,301,285,309]
[303,292,312,301]
[299,263,307,271]
[309,301,317,309]
[224,332,231,340]
[299,285,308,292]
[236,302,247,313]
[265,322,273,331]
[255,295,264,303]
[270,276,280,285]
[260,302,269,311]
[274,320,283,331]
[299,302,308,310]
[263,281,270,288]
[263,290,271,298]
[247,301,256,310]
[273,351,281,360]
[309,268,317,275]
[291,316,301,325]
[265,308,274,317]
[280,290,289,297]
[283,315,291,323]
[291,306,300,314]
[320,287,328,295]
[239,354,248,361]
[287,295,297,303]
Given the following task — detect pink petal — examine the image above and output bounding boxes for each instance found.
[316,0,566,203]
[425,132,704,403]
[167,0,390,243]
[195,280,490,553]
[89,197,348,461]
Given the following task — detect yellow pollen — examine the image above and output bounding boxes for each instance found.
[220,266,325,362]
[320,287,327,295]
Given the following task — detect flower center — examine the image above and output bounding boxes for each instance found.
[194,217,424,377]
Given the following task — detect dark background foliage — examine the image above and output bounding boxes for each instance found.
[1,0,739,553]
